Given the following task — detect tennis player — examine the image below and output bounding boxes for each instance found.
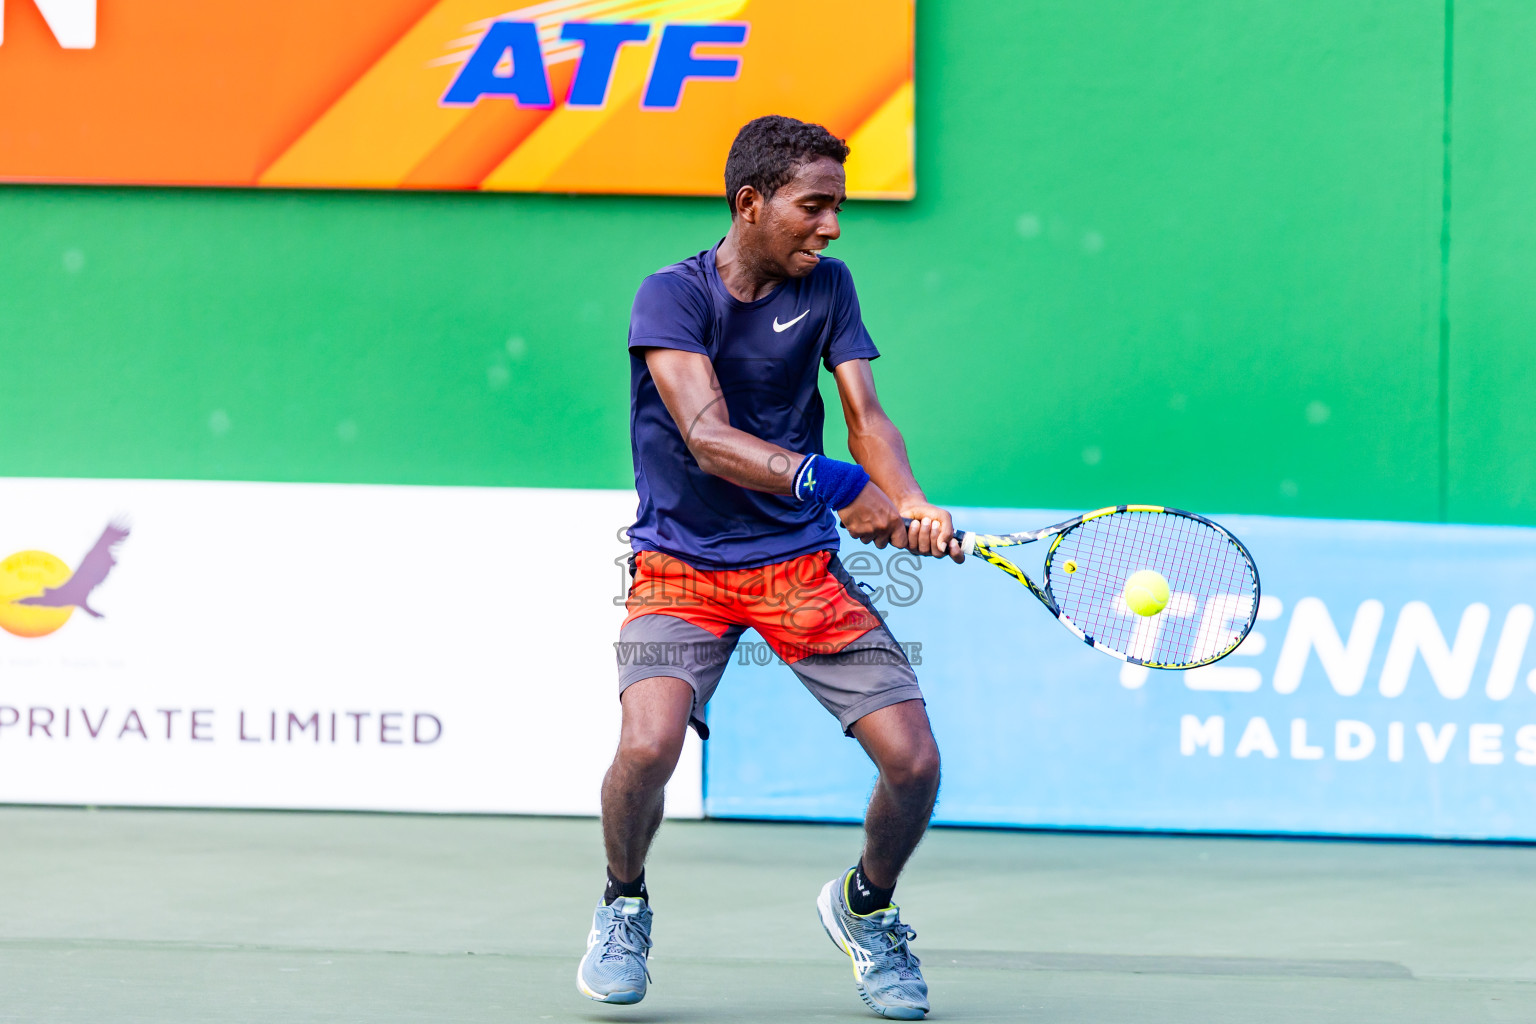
[579,115,962,1020]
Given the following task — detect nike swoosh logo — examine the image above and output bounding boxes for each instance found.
[773,309,810,332]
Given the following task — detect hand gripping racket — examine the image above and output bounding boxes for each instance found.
[910,505,1260,669]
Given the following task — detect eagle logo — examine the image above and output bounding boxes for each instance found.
[0,521,130,638]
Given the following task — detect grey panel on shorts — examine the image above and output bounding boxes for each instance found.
[617,553,923,738]
[616,614,745,739]
[787,627,922,735]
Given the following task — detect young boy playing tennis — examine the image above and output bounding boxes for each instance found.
[580,115,962,1020]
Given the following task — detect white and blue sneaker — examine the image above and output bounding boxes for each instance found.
[817,869,929,1019]
[576,896,653,1004]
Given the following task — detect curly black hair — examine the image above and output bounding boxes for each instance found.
[723,115,849,217]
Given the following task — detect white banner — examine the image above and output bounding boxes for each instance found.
[0,478,701,817]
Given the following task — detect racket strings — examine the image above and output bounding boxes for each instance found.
[1046,511,1257,667]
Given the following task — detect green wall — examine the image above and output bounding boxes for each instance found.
[1,1,1529,524]
[1447,1,1536,523]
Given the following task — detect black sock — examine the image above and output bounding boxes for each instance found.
[847,861,895,916]
[604,867,648,906]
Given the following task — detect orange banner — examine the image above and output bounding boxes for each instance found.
[0,0,914,198]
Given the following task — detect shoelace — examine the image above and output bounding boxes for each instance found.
[869,919,923,981]
[598,911,654,981]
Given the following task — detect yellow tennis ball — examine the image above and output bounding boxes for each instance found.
[1123,569,1170,616]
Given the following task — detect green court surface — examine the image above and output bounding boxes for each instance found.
[0,808,1531,1023]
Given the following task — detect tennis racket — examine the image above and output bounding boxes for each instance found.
[908,505,1260,670]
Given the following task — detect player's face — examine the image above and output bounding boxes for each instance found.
[758,157,845,278]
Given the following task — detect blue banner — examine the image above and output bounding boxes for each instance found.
[702,510,1536,840]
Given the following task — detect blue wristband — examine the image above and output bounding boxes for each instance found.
[792,454,870,510]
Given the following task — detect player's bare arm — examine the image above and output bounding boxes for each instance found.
[644,347,803,493]
[645,347,947,558]
[834,359,964,563]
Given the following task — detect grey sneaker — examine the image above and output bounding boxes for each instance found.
[817,869,929,1019]
[576,896,652,1004]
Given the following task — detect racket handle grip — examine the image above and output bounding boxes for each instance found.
[900,517,967,550]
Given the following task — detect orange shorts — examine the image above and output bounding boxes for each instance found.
[623,549,881,662]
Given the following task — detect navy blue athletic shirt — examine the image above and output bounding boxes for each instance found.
[627,241,880,570]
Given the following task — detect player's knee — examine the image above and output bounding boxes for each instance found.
[617,730,683,782]
[882,740,941,794]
